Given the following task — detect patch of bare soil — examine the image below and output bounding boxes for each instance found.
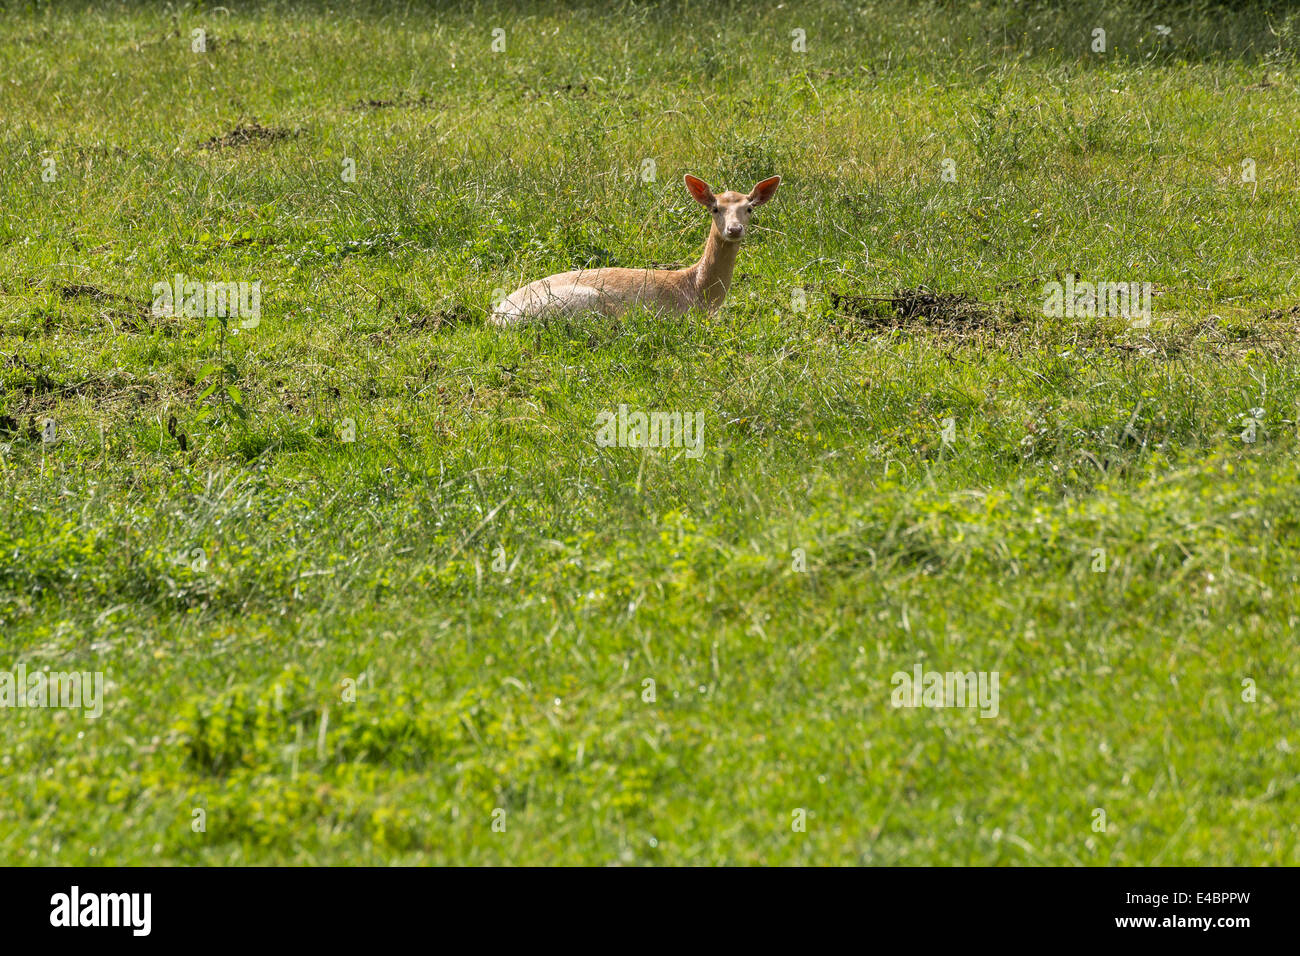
[5,377,194,425]
[347,93,438,111]
[831,287,1006,333]
[521,82,630,102]
[106,306,189,336]
[523,82,592,101]
[197,121,299,150]
[365,307,474,343]
[828,287,1300,359]
[59,284,114,301]
[1060,310,1300,360]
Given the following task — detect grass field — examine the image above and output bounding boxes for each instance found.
[1,0,1299,865]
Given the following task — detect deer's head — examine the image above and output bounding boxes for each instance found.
[684,174,781,243]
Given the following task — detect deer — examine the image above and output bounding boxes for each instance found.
[489,174,781,325]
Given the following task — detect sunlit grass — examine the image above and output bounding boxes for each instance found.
[0,0,1298,865]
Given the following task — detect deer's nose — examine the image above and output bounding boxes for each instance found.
[725,224,744,238]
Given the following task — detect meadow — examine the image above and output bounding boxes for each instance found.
[1,0,1298,864]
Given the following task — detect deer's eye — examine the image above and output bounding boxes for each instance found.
[711,207,718,213]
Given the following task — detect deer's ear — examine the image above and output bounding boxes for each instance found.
[749,176,781,206]
[684,175,715,206]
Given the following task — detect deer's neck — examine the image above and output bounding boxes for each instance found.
[691,226,741,310]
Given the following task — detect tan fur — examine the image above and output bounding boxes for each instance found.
[490,175,780,326]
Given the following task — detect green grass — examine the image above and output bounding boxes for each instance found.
[1,0,1299,864]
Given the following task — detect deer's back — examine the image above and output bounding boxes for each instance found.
[491,266,696,325]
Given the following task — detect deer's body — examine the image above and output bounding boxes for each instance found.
[490,175,779,326]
